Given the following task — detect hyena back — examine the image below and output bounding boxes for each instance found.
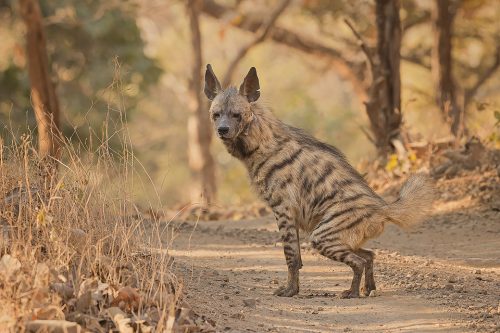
[204,65,434,298]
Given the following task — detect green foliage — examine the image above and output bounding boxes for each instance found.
[494,110,500,126]
[0,0,161,146]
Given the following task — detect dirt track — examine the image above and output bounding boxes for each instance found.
[166,177,500,333]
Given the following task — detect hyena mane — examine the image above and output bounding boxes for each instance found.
[204,64,434,298]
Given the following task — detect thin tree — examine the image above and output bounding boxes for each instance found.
[187,0,217,205]
[431,0,461,136]
[346,0,403,156]
[20,0,61,159]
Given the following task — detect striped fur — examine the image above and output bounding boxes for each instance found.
[205,66,434,298]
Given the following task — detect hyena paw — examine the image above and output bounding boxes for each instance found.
[273,285,299,297]
[340,289,359,299]
[362,284,376,297]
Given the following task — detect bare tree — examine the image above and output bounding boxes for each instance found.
[187,0,217,205]
[20,0,61,159]
[431,1,500,137]
[204,0,405,156]
[201,0,368,101]
[464,46,500,107]
[431,0,462,136]
[346,0,403,155]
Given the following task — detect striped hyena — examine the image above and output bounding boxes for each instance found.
[204,65,434,298]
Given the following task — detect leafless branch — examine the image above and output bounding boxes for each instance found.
[200,0,368,101]
[359,125,375,145]
[344,18,374,72]
[465,46,500,105]
[222,0,291,87]
[401,54,431,70]
[402,11,430,32]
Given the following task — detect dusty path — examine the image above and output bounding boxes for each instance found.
[165,199,500,333]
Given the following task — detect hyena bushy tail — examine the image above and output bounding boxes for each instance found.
[383,174,435,228]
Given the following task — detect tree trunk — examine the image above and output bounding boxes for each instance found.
[20,0,61,159]
[364,0,403,155]
[187,0,217,205]
[431,0,462,136]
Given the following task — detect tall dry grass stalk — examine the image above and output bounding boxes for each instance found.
[0,80,181,332]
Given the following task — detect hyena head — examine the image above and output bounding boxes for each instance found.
[204,64,260,141]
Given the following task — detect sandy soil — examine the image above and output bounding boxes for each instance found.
[164,172,500,333]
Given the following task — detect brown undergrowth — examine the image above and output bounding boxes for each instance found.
[0,132,193,332]
[169,137,499,223]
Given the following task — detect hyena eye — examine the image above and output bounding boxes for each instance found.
[232,113,242,120]
[213,112,221,120]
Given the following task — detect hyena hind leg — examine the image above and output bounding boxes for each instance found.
[311,240,366,299]
[355,248,376,296]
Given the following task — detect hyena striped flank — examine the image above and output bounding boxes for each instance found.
[204,65,434,298]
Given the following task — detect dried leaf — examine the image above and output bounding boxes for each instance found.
[68,228,87,253]
[34,262,50,289]
[78,278,98,296]
[50,282,74,300]
[34,305,65,320]
[25,320,81,333]
[385,154,399,172]
[75,291,92,313]
[111,287,141,312]
[107,307,133,333]
[0,254,21,280]
[36,209,53,228]
[32,287,50,308]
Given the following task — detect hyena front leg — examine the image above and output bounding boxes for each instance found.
[273,208,301,297]
[355,248,376,296]
[311,237,366,299]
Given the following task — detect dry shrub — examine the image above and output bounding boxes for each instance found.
[0,130,181,332]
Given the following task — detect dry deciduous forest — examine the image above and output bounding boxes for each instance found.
[0,0,499,332]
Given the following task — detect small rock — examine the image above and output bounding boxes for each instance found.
[271,279,279,285]
[230,313,244,320]
[448,276,458,283]
[243,298,256,308]
[474,269,481,274]
[369,290,377,297]
[444,283,454,291]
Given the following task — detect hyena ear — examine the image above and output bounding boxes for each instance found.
[204,64,222,101]
[239,67,260,102]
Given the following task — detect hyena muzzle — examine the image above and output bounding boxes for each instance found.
[204,64,434,298]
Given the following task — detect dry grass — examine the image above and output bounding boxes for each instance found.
[0,128,181,331]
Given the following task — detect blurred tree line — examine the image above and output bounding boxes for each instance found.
[0,0,498,206]
[0,0,161,150]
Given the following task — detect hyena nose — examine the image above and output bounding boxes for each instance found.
[218,126,229,136]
